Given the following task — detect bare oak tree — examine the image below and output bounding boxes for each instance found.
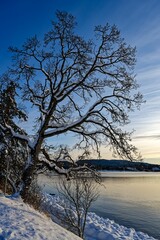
[0,11,143,199]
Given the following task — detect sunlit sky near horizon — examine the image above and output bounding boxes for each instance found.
[0,0,160,164]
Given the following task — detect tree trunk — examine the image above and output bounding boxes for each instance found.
[20,152,38,200]
[20,166,34,200]
[20,138,43,200]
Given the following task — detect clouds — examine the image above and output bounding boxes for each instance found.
[123,1,160,162]
[130,53,160,159]
[134,134,160,140]
[126,63,160,162]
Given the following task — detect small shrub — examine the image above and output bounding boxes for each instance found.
[24,179,43,211]
[56,174,99,238]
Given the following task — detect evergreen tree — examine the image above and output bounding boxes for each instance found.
[0,76,28,193]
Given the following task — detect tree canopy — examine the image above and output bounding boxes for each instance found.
[0,11,143,197]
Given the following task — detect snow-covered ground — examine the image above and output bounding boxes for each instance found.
[0,195,81,240]
[0,193,157,240]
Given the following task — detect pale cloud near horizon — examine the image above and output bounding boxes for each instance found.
[133,134,160,140]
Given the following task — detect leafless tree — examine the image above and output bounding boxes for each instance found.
[56,174,99,238]
[0,11,143,199]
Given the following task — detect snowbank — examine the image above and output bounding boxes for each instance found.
[42,194,157,240]
[0,195,81,240]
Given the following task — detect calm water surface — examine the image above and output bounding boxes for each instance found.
[38,172,160,239]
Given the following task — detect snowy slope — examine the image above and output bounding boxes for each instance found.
[0,195,81,240]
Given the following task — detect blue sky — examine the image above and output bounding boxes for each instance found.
[1,0,160,163]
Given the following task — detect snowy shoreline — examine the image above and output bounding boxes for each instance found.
[0,194,157,240]
[42,193,156,240]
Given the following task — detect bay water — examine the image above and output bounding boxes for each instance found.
[38,172,160,239]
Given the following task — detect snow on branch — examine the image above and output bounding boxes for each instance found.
[0,123,33,149]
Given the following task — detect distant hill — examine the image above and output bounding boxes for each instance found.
[76,159,160,172]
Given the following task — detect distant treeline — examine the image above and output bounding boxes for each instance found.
[76,159,160,172]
